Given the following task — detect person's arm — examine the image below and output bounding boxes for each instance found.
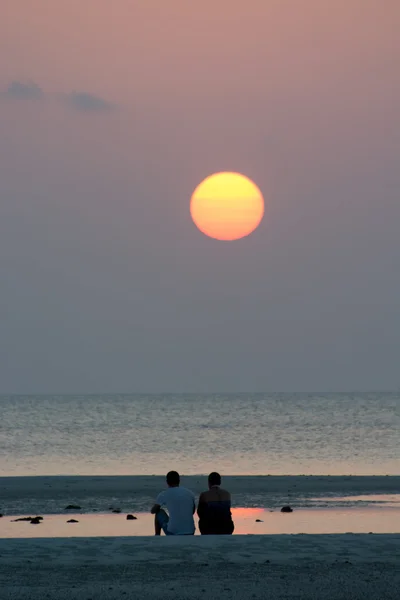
[151,491,164,514]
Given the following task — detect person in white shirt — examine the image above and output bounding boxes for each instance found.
[151,471,196,535]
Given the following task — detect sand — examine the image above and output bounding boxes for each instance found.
[1,534,399,599]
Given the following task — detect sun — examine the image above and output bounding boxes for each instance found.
[190,172,264,241]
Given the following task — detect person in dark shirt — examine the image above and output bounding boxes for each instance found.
[197,472,234,535]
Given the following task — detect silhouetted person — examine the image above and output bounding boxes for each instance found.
[197,472,234,535]
[151,470,196,535]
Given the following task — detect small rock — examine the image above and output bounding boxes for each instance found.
[255,519,263,522]
[12,517,34,522]
[30,517,41,524]
[112,509,121,514]
[126,514,137,520]
[0,514,3,518]
[65,504,81,510]
[281,506,293,513]
[67,519,79,523]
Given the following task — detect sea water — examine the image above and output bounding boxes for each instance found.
[1,393,398,477]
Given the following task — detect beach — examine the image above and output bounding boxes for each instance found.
[1,534,399,599]
[1,476,400,598]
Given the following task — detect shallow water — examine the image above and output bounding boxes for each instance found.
[1,393,399,476]
[2,475,399,516]
[2,505,400,538]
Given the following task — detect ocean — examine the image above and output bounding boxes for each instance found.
[1,392,399,477]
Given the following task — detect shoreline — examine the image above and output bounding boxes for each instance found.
[2,475,400,515]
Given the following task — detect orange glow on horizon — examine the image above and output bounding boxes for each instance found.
[190,172,265,241]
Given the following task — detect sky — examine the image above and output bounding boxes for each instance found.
[1,0,399,393]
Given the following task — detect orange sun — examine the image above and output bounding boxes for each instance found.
[190,172,264,241]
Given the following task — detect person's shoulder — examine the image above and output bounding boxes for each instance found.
[156,489,166,502]
[219,488,231,499]
[181,486,196,498]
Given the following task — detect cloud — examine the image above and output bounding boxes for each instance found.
[4,81,44,100]
[67,91,116,113]
[2,81,116,114]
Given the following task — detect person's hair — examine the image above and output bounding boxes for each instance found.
[166,470,180,486]
[208,472,221,486]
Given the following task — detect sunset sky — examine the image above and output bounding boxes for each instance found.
[1,1,399,392]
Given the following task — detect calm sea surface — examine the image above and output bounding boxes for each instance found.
[1,393,399,476]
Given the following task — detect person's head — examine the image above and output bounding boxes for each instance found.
[166,470,180,487]
[208,472,221,488]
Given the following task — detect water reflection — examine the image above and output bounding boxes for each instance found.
[2,506,400,538]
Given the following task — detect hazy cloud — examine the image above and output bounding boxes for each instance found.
[67,91,116,112]
[4,80,44,100]
[2,82,116,113]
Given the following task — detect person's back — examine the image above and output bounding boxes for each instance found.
[151,471,196,535]
[197,472,234,535]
